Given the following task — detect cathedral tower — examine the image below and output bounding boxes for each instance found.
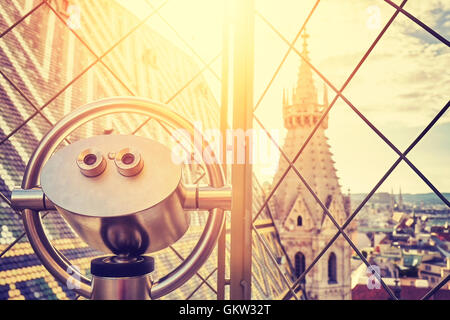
[270,31,352,300]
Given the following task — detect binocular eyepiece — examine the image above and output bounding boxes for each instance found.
[76,147,144,177]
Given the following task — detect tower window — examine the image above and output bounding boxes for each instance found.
[328,252,337,284]
[294,252,306,284]
[325,195,333,209]
[297,215,303,226]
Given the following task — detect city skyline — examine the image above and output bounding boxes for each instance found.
[122,0,450,195]
[0,0,447,303]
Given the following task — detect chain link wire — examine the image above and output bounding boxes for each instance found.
[0,0,448,300]
[251,0,449,299]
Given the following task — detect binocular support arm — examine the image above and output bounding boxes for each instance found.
[11,185,232,212]
[180,185,232,211]
[11,187,54,211]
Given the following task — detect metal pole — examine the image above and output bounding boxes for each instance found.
[230,0,254,300]
[217,0,231,301]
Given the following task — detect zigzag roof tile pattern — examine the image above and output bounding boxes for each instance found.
[0,0,292,300]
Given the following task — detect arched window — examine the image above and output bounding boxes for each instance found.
[328,252,337,284]
[294,252,306,284]
[297,215,303,226]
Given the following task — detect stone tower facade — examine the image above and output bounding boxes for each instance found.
[270,32,352,300]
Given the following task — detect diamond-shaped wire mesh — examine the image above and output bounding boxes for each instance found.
[252,0,449,300]
[0,0,448,300]
[0,0,225,300]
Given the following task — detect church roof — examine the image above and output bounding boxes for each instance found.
[0,0,292,300]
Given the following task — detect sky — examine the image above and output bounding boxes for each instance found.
[119,0,449,196]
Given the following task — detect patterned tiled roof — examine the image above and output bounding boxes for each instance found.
[0,0,292,300]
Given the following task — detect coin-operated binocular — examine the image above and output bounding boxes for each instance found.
[10,97,231,300]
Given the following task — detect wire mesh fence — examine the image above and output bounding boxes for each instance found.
[0,0,448,300]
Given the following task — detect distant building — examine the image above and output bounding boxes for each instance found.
[352,277,450,300]
[418,257,450,287]
[372,192,391,204]
[431,225,450,242]
[398,187,404,211]
[270,31,352,300]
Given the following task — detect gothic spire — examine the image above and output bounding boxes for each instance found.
[292,30,317,107]
[398,186,404,209]
[301,29,310,60]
